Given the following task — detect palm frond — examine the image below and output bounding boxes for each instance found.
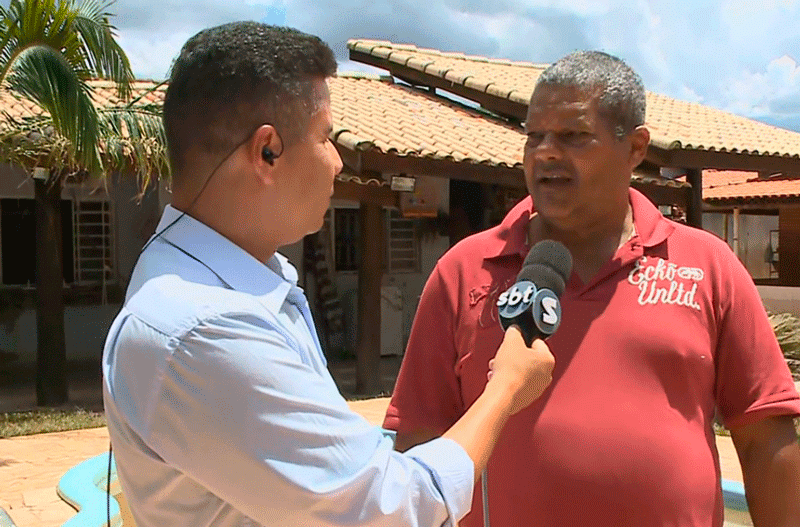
[97,103,170,191]
[0,98,170,193]
[5,44,102,174]
[0,112,81,176]
[71,0,133,100]
[0,0,86,83]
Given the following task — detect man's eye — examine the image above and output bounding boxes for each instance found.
[526,133,544,147]
[559,131,590,145]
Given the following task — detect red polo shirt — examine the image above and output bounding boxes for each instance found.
[384,188,800,527]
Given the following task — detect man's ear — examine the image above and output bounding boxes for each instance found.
[628,125,650,168]
[249,124,284,184]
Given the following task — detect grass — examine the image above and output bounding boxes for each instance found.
[0,408,106,439]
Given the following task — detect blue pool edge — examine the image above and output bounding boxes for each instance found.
[57,452,122,527]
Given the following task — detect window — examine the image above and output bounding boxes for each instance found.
[1,198,74,285]
[0,198,114,287]
[332,207,421,273]
[387,210,419,272]
[334,208,359,271]
[73,200,114,285]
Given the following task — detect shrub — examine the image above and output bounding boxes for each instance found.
[769,312,800,379]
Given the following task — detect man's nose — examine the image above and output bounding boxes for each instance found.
[332,144,343,175]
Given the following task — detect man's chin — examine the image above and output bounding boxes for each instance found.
[532,201,572,223]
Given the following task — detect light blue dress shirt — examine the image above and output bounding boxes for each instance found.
[102,206,473,527]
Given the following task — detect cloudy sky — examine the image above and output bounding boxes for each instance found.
[103,0,800,132]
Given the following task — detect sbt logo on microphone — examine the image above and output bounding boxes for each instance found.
[496,281,562,335]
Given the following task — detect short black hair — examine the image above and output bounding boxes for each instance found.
[163,22,337,179]
[535,51,645,139]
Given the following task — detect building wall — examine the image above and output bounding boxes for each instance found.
[329,176,450,357]
[758,285,800,317]
[704,211,778,280]
[0,167,161,369]
[110,172,162,289]
[779,206,800,286]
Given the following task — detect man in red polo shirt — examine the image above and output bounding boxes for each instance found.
[384,50,800,526]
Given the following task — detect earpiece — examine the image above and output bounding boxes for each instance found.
[262,146,276,165]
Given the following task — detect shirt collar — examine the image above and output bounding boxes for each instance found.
[485,195,535,260]
[484,187,674,262]
[156,205,299,309]
[628,187,675,248]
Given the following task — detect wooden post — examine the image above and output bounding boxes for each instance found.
[779,207,800,286]
[355,202,384,394]
[34,174,68,406]
[686,168,704,229]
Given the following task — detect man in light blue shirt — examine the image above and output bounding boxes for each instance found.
[103,22,555,527]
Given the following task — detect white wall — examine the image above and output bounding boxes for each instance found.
[0,304,120,367]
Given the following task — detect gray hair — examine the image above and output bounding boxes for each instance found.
[535,51,646,139]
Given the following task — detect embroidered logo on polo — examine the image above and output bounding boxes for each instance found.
[627,257,703,311]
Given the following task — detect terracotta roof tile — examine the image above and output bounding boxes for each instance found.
[0,74,686,191]
[0,79,166,124]
[348,39,800,160]
[330,74,686,190]
[329,74,525,169]
[702,169,800,202]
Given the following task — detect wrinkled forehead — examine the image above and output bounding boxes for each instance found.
[529,83,601,110]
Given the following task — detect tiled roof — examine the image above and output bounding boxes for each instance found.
[0,79,166,122]
[0,75,686,191]
[330,73,686,190]
[702,169,800,202]
[330,73,523,168]
[348,39,800,163]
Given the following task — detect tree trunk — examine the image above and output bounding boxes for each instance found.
[35,175,67,406]
[355,203,383,395]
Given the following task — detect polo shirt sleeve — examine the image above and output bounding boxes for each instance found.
[135,312,473,526]
[714,245,800,430]
[384,264,465,435]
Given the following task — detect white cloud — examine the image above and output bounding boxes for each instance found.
[724,55,800,121]
[81,0,800,132]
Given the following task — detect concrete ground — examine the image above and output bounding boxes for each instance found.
[0,400,746,527]
[0,360,776,527]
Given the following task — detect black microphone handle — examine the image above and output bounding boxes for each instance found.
[499,312,538,347]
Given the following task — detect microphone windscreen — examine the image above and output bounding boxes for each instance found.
[522,240,573,284]
[517,263,567,298]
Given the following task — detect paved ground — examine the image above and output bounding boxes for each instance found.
[0,360,771,527]
[0,398,745,527]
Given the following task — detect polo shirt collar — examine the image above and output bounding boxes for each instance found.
[157,205,298,310]
[484,187,674,261]
[485,195,535,260]
[628,187,675,248]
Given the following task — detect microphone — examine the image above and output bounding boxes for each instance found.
[496,240,573,346]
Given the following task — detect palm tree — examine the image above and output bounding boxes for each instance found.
[0,0,168,406]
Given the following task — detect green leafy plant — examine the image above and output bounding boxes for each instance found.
[0,408,105,438]
[768,312,800,378]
